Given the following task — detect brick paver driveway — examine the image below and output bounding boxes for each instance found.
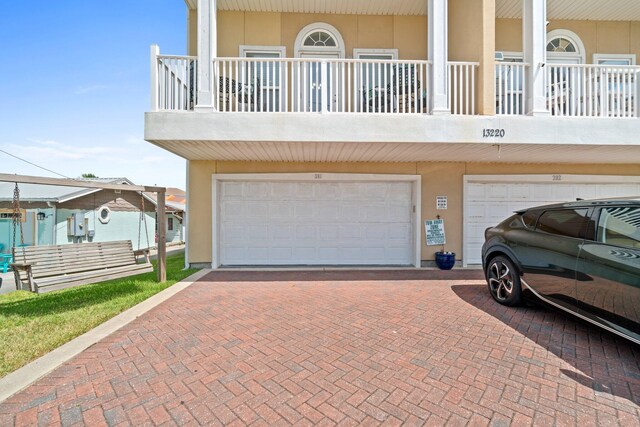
[2,270,640,426]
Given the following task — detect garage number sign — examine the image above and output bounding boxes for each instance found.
[425,219,446,246]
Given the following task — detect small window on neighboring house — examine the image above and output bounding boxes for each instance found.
[98,206,111,224]
[168,217,174,231]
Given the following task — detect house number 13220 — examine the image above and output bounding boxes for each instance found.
[482,129,506,138]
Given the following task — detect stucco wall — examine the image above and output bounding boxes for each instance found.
[496,18,640,63]
[187,160,640,266]
[449,0,495,114]
[217,11,429,60]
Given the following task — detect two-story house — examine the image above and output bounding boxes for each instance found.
[145,0,640,269]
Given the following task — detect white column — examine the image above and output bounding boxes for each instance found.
[196,0,217,111]
[428,0,450,115]
[523,0,549,116]
[150,45,159,112]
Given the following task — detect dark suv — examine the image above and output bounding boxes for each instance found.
[482,198,640,345]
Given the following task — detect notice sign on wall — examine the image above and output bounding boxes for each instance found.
[425,219,446,246]
[436,196,448,210]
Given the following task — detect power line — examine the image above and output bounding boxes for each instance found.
[0,148,70,179]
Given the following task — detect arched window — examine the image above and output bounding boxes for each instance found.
[303,31,337,47]
[294,23,345,58]
[546,29,585,64]
[546,36,577,53]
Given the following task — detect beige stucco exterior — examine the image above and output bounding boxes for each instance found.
[187,160,640,266]
[496,18,640,62]
[186,9,640,116]
[216,11,429,60]
[177,8,640,268]
[449,0,495,114]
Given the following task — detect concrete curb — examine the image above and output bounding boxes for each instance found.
[0,268,211,404]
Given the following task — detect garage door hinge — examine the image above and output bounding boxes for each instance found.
[413,205,416,213]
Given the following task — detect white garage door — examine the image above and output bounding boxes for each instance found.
[217,179,415,266]
[464,177,640,265]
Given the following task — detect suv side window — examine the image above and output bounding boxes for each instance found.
[521,209,543,229]
[536,208,590,239]
[597,206,640,249]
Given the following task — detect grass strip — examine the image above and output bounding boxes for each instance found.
[0,253,197,378]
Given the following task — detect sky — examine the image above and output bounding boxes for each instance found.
[0,1,188,189]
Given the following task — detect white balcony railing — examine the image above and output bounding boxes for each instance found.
[495,63,528,115]
[214,58,433,114]
[154,55,197,111]
[448,62,479,115]
[547,64,640,118]
[151,52,483,116]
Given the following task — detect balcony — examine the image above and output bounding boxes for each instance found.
[496,62,640,118]
[151,53,479,116]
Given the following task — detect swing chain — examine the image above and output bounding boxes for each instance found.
[137,193,151,259]
[12,182,26,263]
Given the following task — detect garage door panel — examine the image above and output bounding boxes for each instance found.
[219,179,415,266]
[317,204,340,220]
[222,201,244,217]
[245,182,269,198]
[293,183,316,198]
[316,184,339,200]
[247,247,269,260]
[247,225,269,240]
[389,183,412,201]
[295,225,315,239]
[271,247,293,260]
[270,225,292,240]
[221,182,244,198]
[339,203,361,220]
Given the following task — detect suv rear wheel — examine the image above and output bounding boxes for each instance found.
[485,256,522,306]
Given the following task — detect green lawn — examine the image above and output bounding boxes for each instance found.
[0,254,197,378]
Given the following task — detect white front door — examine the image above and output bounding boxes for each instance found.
[299,52,340,112]
[464,176,640,265]
[216,177,418,266]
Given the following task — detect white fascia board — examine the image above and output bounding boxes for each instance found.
[56,188,102,204]
[145,112,640,147]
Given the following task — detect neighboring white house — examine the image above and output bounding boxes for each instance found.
[145,187,186,245]
[146,0,640,268]
[0,179,156,253]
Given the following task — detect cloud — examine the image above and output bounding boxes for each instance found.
[13,139,126,162]
[1,136,186,189]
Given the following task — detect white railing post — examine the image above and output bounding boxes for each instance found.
[523,0,549,116]
[321,60,328,113]
[429,0,450,115]
[636,68,640,117]
[150,45,160,112]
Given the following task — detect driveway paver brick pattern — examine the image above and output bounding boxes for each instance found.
[1,270,639,426]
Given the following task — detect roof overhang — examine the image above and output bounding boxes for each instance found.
[186,0,640,20]
[189,0,428,16]
[497,0,640,21]
[145,112,640,164]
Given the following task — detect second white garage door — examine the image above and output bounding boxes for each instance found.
[464,175,640,265]
[216,177,417,266]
